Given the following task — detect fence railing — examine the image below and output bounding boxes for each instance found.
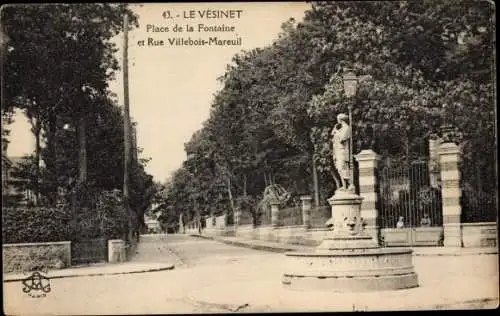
[238,211,254,226]
[461,184,497,223]
[309,206,331,228]
[71,237,107,265]
[279,206,303,226]
[378,158,443,228]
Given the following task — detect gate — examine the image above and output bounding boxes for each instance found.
[378,158,443,246]
[71,237,108,265]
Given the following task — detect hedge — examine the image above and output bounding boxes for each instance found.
[2,190,129,244]
[2,206,71,244]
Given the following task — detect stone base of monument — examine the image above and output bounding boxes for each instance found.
[282,190,419,292]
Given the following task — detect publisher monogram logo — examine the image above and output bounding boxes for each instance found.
[22,271,51,298]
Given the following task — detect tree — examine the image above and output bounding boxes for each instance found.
[2,4,139,203]
[157,0,495,223]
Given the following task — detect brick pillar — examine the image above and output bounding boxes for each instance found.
[355,149,381,243]
[300,195,312,229]
[439,142,463,247]
[270,201,281,227]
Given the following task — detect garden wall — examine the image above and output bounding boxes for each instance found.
[461,222,497,248]
[3,241,71,273]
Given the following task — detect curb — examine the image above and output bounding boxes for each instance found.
[3,264,175,283]
[190,235,306,253]
[191,235,498,256]
[413,249,498,256]
[220,239,295,253]
[426,297,499,310]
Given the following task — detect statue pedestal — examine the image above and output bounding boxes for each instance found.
[317,190,379,250]
[282,190,419,292]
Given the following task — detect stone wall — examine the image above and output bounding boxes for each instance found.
[197,220,498,249]
[461,222,497,248]
[233,224,328,247]
[3,241,71,273]
[201,214,234,237]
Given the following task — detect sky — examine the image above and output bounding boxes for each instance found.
[7,2,311,183]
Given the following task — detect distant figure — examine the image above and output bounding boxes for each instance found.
[420,213,431,227]
[396,216,405,229]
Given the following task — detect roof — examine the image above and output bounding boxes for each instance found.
[1,155,13,167]
[9,156,28,166]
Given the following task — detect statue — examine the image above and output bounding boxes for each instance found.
[331,113,352,191]
[256,183,290,225]
[258,184,290,211]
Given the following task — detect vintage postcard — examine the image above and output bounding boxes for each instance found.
[1,2,498,314]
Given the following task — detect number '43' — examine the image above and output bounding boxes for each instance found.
[162,11,172,19]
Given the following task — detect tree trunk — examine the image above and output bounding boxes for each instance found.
[33,120,41,206]
[243,174,247,197]
[312,155,320,207]
[45,112,57,206]
[77,117,87,183]
[227,176,235,214]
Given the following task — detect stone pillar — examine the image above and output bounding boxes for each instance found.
[270,201,281,227]
[439,142,462,247]
[300,195,312,228]
[234,211,241,228]
[108,239,126,263]
[355,149,381,243]
[179,214,184,234]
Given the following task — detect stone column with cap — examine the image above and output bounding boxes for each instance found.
[439,141,463,247]
[270,200,281,227]
[300,195,312,229]
[355,149,381,243]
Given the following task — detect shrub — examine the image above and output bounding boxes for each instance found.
[96,189,129,240]
[3,189,130,246]
[68,189,129,241]
[2,206,71,244]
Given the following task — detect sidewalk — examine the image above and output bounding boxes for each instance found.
[3,262,174,282]
[3,261,175,283]
[4,234,178,283]
[192,234,499,256]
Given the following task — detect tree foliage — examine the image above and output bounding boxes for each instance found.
[144,1,498,225]
[2,4,156,237]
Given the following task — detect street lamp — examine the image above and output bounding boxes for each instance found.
[63,123,75,132]
[342,70,359,192]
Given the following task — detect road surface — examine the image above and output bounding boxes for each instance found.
[4,234,498,314]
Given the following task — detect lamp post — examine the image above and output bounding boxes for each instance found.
[342,70,359,192]
[186,153,200,231]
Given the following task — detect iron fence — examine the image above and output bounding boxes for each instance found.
[280,206,303,226]
[378,158,443,228]
[461,183,497,223]
[71,237,108,265]
[309,206,331,228]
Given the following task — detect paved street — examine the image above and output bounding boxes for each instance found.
[4,234,499,314]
